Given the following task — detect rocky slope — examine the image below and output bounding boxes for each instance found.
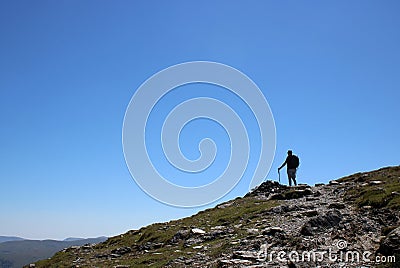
[31,166,400,267]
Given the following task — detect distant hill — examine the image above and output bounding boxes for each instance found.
[0,237,24,244]
[31,166,400,267]
[63,237,84,242]
[0,237,107,268]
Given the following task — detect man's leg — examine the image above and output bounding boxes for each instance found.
[287,170,292,186]
[292,170,297,186]
[288,169,297,186]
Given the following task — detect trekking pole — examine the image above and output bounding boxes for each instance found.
[278,170,280,183]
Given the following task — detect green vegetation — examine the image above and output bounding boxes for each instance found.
[339,166,400,209]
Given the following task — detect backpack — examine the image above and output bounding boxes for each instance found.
[291,155,300,168]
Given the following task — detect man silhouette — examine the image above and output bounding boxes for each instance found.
[278,150,298,186]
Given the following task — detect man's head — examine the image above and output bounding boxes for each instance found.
[287,150,293,156]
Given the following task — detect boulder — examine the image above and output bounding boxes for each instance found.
[246,180,287,198]
[232,250,259,260]
[262,227,284,236]
[302,210,319,217]
[270,189,313,200]
[171,229,190,243]
[369,180,385,185]
[191,228,206,234]
[377,226,400,255]
[328,203,346,209]
[247,228,259,234]
[111,247,131,255]
[300,210,342,236]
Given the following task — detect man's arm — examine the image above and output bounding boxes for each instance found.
[278,160,287,171]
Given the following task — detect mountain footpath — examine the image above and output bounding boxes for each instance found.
[31,166,400,267]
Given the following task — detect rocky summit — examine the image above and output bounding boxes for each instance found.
[31,166,400,268]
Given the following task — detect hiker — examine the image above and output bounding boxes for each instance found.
[278,150,299,186]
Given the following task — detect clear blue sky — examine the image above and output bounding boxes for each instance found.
[1,1,399,240]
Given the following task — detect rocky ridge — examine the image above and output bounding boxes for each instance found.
[31,166,400,267]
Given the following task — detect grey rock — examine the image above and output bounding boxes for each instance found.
[111,246,131,255]
[218,202,234,209]
[262,227,284,236]
[378,226,400,255]
[95,253,108,258]
[369,180,385,185]
[268,205,290,214]
[232,250,258,260]
[300,210,342,236]
[362,205,373,210]
[328,203,346,209]
[313,190,322,197]
[184,237,204,247]
[270,189,313,200]
[218,259,253,266]
[302,210,318,217]
[191,228,206,234]
[171,229,190,243]
[246,180,287,198]
[110,253,121,258]
[247,228,259,234]
[138,241,162,251]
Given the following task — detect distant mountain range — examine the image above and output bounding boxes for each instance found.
[62,237,87,242]
[0,237,25,244]
[0,236,107,268]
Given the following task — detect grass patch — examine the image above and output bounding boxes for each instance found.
[339,166,400,209]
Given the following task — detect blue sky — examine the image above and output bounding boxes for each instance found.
[1,1,399,240]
